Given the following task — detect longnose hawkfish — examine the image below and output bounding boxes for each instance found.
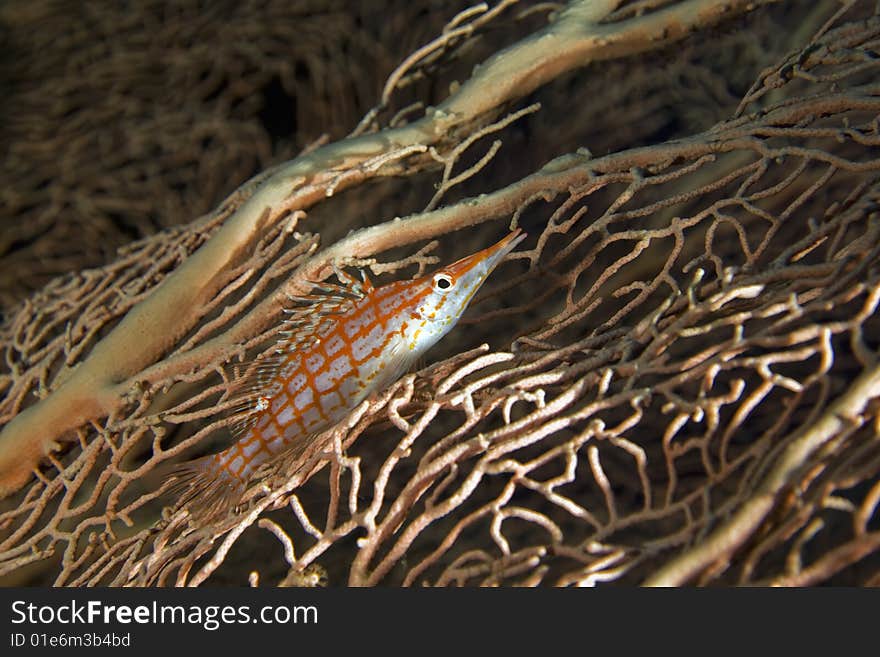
[174,229,526,518]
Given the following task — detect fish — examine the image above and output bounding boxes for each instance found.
[173,229,526,518]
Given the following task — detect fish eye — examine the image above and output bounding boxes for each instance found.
[433,273,454,290]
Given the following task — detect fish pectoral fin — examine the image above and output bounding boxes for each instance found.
[163,454,246,524]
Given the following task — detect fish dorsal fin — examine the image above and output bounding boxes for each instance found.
[223,267,368,439]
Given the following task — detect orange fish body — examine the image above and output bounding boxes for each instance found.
[178,230,525,515]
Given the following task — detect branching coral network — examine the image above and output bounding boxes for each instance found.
[1,0,879,586]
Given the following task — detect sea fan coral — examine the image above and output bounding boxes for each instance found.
[1,0,878,586]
